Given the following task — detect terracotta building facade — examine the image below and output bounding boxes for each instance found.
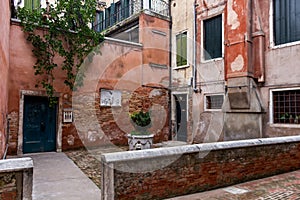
[0,0,11,158]
[2,0,171,155]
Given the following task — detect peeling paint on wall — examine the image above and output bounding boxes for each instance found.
[227,0,240,30]
[231,55,244,72]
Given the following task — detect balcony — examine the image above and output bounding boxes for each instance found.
[93,0,169,33]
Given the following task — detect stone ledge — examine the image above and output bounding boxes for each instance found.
[102,135,300,163]
[0,157,33,173]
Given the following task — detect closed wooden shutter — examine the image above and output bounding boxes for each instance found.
[33,0,40,9]
[204,15,222,60]
[176,32,187,67]
[24,0,33,10]
[274,0,300,45]
[110,3,116,25]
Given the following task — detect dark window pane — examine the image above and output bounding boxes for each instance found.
[204,15,222,60]
[274,0,300,45]
[206,95,224,109]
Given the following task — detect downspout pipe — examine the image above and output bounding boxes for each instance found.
[168,0,173,140]
[193,1,199,93]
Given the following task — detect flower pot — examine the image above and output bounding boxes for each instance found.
[127,134,154,150]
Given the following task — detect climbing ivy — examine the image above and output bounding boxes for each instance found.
[17,0,103,104]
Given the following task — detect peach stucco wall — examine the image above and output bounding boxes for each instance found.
[7,12,170,154]
[0,0,11,157]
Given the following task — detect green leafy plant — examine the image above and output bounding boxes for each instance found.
[17,0,103,105]
[130,111,151,135]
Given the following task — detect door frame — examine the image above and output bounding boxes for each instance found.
[18,90,62,155]
[172,92,188,141]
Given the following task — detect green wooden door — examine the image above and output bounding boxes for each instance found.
[23,96,57,153]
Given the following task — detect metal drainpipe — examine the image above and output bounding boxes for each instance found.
[193,0,199,93]
[168,0,173,140]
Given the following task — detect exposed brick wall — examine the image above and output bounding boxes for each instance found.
[0,172,19,200]
[0,158,33,200]
[7,112,18,155]
[96,84,169,146]
[107,140,300,200]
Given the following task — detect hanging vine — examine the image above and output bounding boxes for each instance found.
[17,0,104,104]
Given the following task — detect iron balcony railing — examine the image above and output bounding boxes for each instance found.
[93,0,169,32]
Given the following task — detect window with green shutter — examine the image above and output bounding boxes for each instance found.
[273,0,300,45]
[203,15,222,60]
[93,11,104,32]
[176,32,187,67]
[24,0,40,11]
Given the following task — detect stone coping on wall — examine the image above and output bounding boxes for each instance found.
[104,37,143,48]
[0,157,33,173]
[101,135,300,163]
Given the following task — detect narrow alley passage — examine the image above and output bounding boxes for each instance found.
[29,152,101,200]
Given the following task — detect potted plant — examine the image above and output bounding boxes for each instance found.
[127,111,154,150]
[295,115,300,124]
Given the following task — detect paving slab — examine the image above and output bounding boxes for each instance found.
[166,170,300,200]
[28,152,101,200]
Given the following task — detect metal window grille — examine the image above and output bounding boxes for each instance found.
[273,90,300,124]
[206,95,224,110]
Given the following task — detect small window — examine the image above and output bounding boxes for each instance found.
[176,32,187,67]
[272,89,300,124]
[205,95,224,110]
[203,15,222,60]
[273,0,300,45]
[116,2,122,22]
[93,11,104,32]
[24,0,40,11]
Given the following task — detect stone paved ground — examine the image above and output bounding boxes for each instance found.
[168,170,300,200]
[65,146,128,189]
[65,148,102,188]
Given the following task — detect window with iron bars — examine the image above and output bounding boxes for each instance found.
[272,89,300,124]
[205,94,224,110]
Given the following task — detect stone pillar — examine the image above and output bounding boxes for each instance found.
[223,0,264,140]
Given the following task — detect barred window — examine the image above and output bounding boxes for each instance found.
[205,95,224,110]
[273,90,300,124]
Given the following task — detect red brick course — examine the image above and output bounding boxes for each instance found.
[113,142,300,199]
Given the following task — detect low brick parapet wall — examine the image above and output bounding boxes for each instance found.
[101,136,300,200]
[0,157,33,200]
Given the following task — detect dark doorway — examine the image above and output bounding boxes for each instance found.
[23,96,57,153]
[174,94,187,142]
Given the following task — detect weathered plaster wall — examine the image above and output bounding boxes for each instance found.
[256,0,300,138]
[8,22,72,154]
[170,0,194,143]
[0,0,11,157]
[190,0,226,143]
[72,37,169,148]
[8,11,171,154]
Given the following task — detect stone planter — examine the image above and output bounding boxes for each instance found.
[127,134,154,150]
